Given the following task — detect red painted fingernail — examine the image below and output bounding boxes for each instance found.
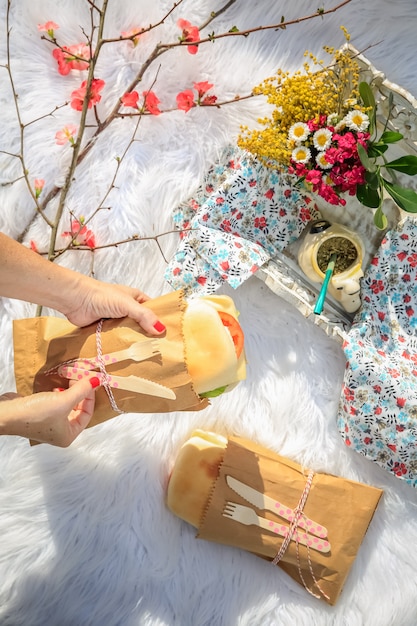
[89,377,101,389]
[55,387,66,392]
[153,321,166,333]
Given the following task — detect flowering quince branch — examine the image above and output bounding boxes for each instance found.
[4,0,351,274]
[40,230,196,265]
[195,0,352,46]
[53,95,148,261]
[3,1,54,229]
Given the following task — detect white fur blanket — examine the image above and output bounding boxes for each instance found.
[1,1,417,624]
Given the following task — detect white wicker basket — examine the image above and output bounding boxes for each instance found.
[256,45,417,343]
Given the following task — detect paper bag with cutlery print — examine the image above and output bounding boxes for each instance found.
[13,290,208,432]
[168,432,383,605]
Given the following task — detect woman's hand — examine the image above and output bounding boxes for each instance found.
[0,232,166,335]
[0,377,100,447]
[63,280,166,333]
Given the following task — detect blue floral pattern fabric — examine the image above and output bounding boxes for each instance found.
[338,219,417,487]
[164,146,318,296]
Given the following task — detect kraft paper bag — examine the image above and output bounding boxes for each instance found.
[198,437,383,605]
[13,290,208,430]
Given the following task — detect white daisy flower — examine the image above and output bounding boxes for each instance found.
[344,97,358,108]
[343,110,370,132]
[327,112,339,127]
[291,146,312,164]
[313,128,333,151]
[395,110,417,141]
[316,152,333,169]
[288,122,310,143]
[334,120,347,132]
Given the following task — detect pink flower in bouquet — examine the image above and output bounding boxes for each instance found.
[34,178,45,198]
[55,124,78,145]
[177,18,200,55]
[121,91,139,108]
[176,89,195,113]
[143,91,161,116]
[288,111,369,206]
[70,79,105,111]
[37,21,59,37]
[52,43,91,75]
[62,219,96,249]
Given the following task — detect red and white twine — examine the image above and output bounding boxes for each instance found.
[271,469,330,602]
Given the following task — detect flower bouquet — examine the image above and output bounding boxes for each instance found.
[238,30,417,229]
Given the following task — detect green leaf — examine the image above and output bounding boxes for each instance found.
[200,385,227,398]
[382,179,417,213]
[359,81,376,110]
[356,182,380,208]
[365,170,380,190]
[278,15,286,29]
[385,155,417,176]
[359,81,376,134]
[373,206,388,230]
[380,130,403,143]
[368,143,388,157]
[228,26,239,33]
[357,142,377,172]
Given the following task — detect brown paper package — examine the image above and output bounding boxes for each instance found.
[168,433,383,606]
[13,290,208,431]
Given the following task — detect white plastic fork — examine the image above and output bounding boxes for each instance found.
[75,339,160,369]
[222,502,330,554]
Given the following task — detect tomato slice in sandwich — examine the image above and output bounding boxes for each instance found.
[218,311,244,359]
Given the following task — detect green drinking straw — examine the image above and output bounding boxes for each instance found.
[314,252,337,315]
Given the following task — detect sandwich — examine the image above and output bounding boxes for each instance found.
[166,429,227,526]
[183,295,246,398]
[165,429,384,606]
[13,290,246,428]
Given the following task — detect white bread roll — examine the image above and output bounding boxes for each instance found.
[183,295,246,395]
[166,430,227,527]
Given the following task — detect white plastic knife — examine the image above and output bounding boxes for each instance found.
[226,475,328,539]
[58,365,176,400]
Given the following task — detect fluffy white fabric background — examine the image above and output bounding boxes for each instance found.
[1,1,417,624]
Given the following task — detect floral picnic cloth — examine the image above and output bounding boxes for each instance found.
[338,218,417,487]
[164,146,318,296]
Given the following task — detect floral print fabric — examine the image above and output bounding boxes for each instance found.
[165,145,417,486]
[338,219,417,487]
[164,146,318,296]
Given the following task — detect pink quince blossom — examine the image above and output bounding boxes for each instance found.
[34,178,45,198]
[70,79,105,112]
[193,81,213,98]
[62,219,96,249]
[143,91,161,116]
[121,90,161,115]
[201,94,217,106]
[193,81,217,105]
[55,124,78,145]
[121,91,139,108]
[177,18,200,55]
[37,21,59,37]
[176,89,195,113]
[121,27,143,47]
[52,43,91,76]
